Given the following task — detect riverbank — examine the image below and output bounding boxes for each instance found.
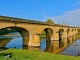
[76,34,80,39]
[0,49,80,60]
[3,33,21,36]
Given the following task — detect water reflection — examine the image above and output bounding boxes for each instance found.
[23,46,40,51]
[44,37,76,54]
[44,40,59,53]
[0,34,80,56]
[5,37,22,49]
[0,38,13,51]
[22,37,77,55]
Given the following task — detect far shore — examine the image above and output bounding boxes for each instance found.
[3,34,21,36]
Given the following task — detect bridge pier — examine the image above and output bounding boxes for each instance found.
[73,30,78,36]
[75,30,78,35]
[28,34,34,47]
[28,34,40,47]
[72,31,75,36]
[61,31,67,37]
[34,34,40,47]
[68,31,75,37]
[51,32,59,41]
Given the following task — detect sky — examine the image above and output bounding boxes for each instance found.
[0,0,80,26]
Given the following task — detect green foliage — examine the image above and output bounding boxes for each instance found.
[46,19,55,24]
[0,28,17,35]
[40,31,46,38]
[0,49,80,60]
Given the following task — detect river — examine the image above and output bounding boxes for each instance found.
[0,32,80,56]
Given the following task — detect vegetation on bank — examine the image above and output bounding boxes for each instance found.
[0,49,80,60]
[3,33,21,36]
[0,28,17,35]
[40,31,46,38]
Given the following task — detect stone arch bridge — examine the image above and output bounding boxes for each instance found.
[0,16,78,47]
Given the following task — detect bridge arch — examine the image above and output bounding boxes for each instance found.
[40,27,53,41]
[75,29,76,31]
[67,29,70,34]
[0,26,30,46]
[72,29,74,32]
[72,29,76,36]
[59,28,64,37]
[67,29,70,37]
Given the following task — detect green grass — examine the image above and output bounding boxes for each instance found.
[0,49,80,60]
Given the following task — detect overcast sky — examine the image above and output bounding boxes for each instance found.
[0,0,80,26]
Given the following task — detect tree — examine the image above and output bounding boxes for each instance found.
[46,19,55,24]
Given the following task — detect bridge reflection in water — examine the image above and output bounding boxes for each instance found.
[23,37,77,55]
[0,36,78,56]
[0,38,13,51]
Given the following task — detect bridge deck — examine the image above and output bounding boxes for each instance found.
[0,15,76,28]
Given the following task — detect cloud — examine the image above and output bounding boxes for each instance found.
[72,0,80,6]
[48,9,80,26]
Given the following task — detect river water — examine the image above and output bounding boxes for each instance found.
[0,32,80,56]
